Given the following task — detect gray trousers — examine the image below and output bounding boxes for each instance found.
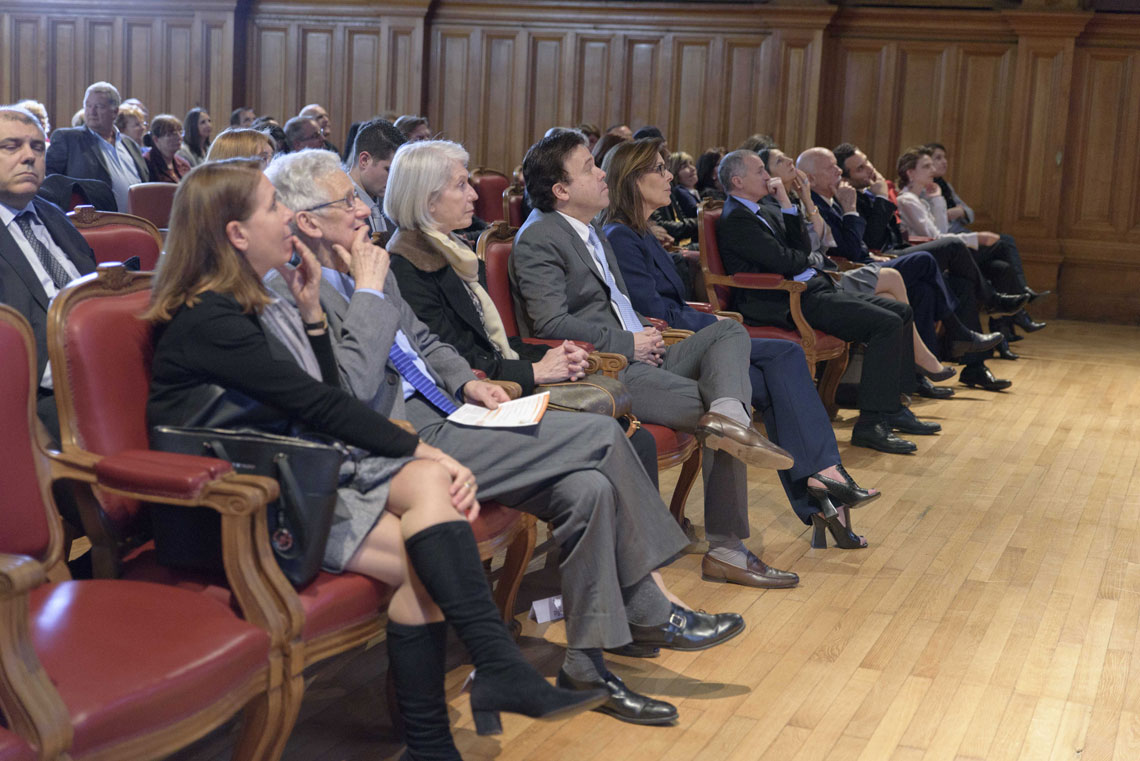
[406,400,689,649]
[620,318,754,540]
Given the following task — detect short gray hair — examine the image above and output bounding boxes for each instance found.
[384,139,469,231]
[265,148,345,215]
[717,149,754,194]
[84,81,121,108]
[0,106,45,136]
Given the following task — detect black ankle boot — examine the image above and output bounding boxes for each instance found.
[388,621,461,761]
[404,522,607,735]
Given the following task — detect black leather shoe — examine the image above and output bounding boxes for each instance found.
[996,338,1019,360]
[887,407,941,435]
[556,670,678,726]
[950,330,1003,357]
[851,418,917,454]
[985,292,1029,316]
[605,642,660,658]
[960,364,1012,391]
[915,376,955,399]
[1025,287,1052,304]
[1012,309,1046,333]
[627,604,745,652]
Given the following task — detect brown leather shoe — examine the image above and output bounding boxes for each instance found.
[695,412,794,469]
[700,551,799,589]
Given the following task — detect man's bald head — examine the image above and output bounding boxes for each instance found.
[796,147,841,197]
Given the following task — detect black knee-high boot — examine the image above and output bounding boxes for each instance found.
[387,621,461,761]
[404,521,607,735]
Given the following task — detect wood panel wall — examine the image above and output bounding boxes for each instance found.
[2,0,1139,322]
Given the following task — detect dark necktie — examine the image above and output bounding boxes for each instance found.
[15,212,70,289]
[387,342,458,414]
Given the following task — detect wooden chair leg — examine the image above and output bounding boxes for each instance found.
[231,684,286,761]
[668,447,702,530]
[817,354,849,421]
[493,515,537,637]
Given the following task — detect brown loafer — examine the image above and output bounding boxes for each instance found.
[700,552,799,589]
[695,412,794,470]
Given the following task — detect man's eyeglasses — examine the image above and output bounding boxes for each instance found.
[300,190,358,213]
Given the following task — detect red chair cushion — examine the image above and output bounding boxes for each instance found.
[0,729,34,761]
[94,450,233,499]
[77,225,161,271]
[298,571,393,642]
[121,543,235,608]
[484,240,519,335]
[127,183,177,230]
[643,424,695,457]
[472,174,509,223]
[744,325,846,354]
[469,501,522,544]
[31,580,270,758]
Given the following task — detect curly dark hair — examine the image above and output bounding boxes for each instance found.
[522,130,589,213]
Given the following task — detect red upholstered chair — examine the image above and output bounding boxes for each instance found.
[477,223,702,528]
[470,167,510,223]
[0,303,289,761]
[66,205,162,271]
[48,265,536,745]
[0,728,35,761]
[126,183,178,231]
[503,184,525,228]
[698,201,849,419]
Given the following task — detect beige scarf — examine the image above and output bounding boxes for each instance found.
[424,229,518,360]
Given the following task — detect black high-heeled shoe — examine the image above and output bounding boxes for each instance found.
[918,364,956,382]
[806,464,881,509]
[809,495,867,550]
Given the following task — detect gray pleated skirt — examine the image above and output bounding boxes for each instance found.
[836,261,883,295]
[322,451,414,572]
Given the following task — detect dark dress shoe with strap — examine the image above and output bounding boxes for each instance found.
[627,604,745,652]
[887,407,941,435]
[851,417,917,454]
[1012,309,1046,333]
[695,412,794,469]
[985,292,1029,316]
[556,670,678,726]
[915,376,955,399]
[960,363,1012,391]
[701,551,799,588]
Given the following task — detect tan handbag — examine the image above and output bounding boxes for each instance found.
[537,373,632,419]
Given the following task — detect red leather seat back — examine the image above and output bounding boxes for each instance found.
[505,189,524,227]
[484,238,520,336]
[471,170,509,222]
[0,307,54,560]
[60,288,155,527]
[78,225,161,270]
[699,206,730,308]
[0,727,35,761]
[127,182,177,230]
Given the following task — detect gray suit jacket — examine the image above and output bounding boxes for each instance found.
[266,270,476,419]
[45,127,149,205]
[510,208,650,360]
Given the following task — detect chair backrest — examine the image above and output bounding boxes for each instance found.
[48,266,156,530]
[127,182,178,230]
[470,167,509,223]
[503,185,524,228]
[0,305,63,566]
[697,201,728,309]
[476,222,521,336]
[67,205,163,271]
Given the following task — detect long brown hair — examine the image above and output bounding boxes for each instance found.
[144,159,273,321]
[600,137,664,234]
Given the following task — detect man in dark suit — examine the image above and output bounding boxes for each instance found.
[44,81,148,213]
[346,119,402,240]
[715,149,939,453]
[0,105,97,444]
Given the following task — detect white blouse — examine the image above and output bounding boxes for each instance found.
[895,189,978,249]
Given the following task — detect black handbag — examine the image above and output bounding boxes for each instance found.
[149,426,345,587]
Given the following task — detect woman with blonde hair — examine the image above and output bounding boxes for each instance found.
[205,127,275,165]
[115,103,147,146]
[145,158,604,760]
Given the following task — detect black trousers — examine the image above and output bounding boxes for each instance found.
[895,237,995,304]
[975,234,1029,294]
[801,289,915,415]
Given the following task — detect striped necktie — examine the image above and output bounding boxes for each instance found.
[585,226,643,333]
[387,342,458,414]
[15,212,70,289]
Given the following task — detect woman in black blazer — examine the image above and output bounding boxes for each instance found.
[144,159,602,760]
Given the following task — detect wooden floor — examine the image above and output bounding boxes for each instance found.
[172,319,1140,761]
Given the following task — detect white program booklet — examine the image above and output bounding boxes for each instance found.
[446,391,550,428]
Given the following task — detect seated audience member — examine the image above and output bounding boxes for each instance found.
[925,141,1049,339]
[261,123,289,155]
[251,115,279,129]
[739,133,775,153]
[576,122,601,151]
[266,148,743,726]
[229,107,256,128]
[346,119,404,238]
[715,149,938,452]
[15,100,51,140]
[299,103,338,154]
[794,147,1002,384]
[115,103,147,147]
[603,138,881,549]
[606,123,634,140]
[649,149,697,245]
[632,126,666,151]
[695,148,725,201]
[395,114,433,142]
[177,107,213,168]
[284,115,324,152]
[591,132,628,165]
[669,151,701,218]
[342,120,363,163]
[46,81,149,212]
[204,127,275,165]
[144,114,191,183]
[0,106,97,444]
[122,97,149,120]
[511,130,802,590]
[146,158,607,759]
[70,108,85,128]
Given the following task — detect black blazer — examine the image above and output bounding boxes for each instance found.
[0,197,97,381]
[715,194,833,328]
[45,127,149,209]
[650,197,698,242]
[671,185,700,219]
[812,190,871,263]
[855,190,906,252]
[387,228,544,395]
